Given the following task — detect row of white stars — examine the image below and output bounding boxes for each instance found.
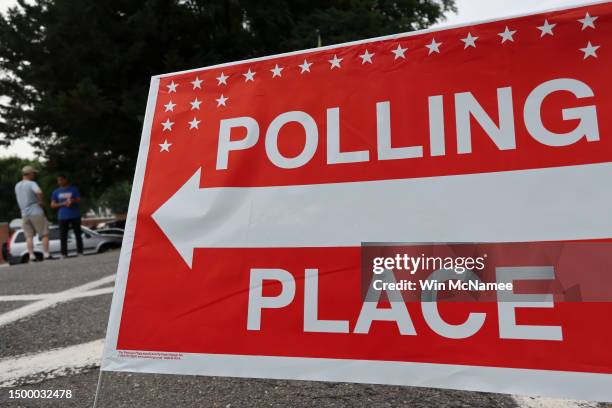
[162,93,228,114]
[161,31,600,118]
[161,117,201,131]
[163,12,599,95]
[161,34,599,118]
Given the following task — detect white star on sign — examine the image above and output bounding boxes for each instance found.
[270,64,284,78]
[359,49,374,64]
[159,139,172,152]
[166,81,178,93]
[190,97,202,110]
[243,68,255,82]
[461,32,478,49]
[391,44,407,59]
[578,12,598,30]
[425,38,442,55]
[188,117,201,130]
[162,118,174,131]
[216,94,228,107]
[537,19,556,37]
[191,76,203,89]
[299,59,312,73]
[216,72,228,85]
[164,101,176,112]
[329,54,342,69]
[580,41,599,59]
[498,26,516,43]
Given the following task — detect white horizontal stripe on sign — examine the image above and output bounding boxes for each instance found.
[153,162,612,268]
[101,351,612,402]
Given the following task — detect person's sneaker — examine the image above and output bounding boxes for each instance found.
[30,255,42,262]
[44,254,56,260]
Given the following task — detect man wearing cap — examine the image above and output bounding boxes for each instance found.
[14,165,51,261]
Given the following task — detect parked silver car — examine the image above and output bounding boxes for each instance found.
[5,225,122,265]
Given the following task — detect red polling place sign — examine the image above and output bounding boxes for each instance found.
[102,1,612,400]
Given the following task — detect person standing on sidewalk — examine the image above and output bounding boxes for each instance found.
[51,174,83,257]
[14,165,51,261]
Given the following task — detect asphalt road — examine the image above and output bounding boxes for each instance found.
[0,252,607,407]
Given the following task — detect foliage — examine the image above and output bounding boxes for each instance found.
[98,180,132,215]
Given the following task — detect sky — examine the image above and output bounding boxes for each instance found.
[0,0,600,159]
[433,0,597,27]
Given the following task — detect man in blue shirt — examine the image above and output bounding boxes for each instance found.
[51,174,83,257]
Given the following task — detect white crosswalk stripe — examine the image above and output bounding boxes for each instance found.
[0,339,104,387]
[0,274,115,327]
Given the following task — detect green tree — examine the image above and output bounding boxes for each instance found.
[98,180,132,215]
[0,157,31,222]
[0,0,455,197]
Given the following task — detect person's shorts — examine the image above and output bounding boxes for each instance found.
[22,215,49,238]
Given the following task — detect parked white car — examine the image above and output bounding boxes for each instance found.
[4,225,122,265]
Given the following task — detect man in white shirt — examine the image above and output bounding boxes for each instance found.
[14,165,50,261]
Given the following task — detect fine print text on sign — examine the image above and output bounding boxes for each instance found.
[102,1,612,401]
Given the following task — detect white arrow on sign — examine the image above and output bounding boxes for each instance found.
[152,163,612,268]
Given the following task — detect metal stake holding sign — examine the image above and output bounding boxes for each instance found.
[100,1,612,402]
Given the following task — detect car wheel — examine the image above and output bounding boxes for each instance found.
[21,253,43,263]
